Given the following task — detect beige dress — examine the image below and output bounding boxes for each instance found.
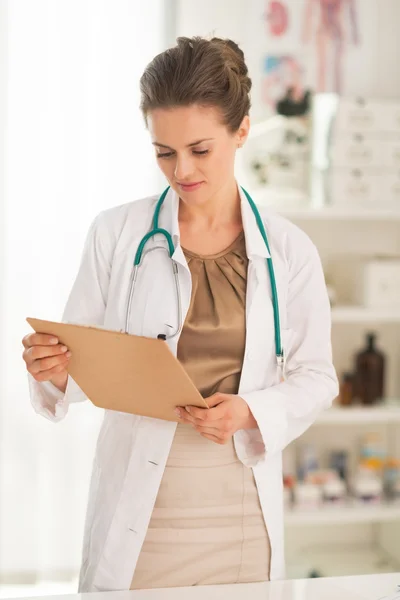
[131,232,271,590]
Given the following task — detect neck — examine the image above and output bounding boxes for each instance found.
[178,180,242,230]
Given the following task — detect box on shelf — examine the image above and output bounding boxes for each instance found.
[326,98,400,210]
[330,136,386,169]
[385,103,400,134]
[294,482,322,509]
[384,171,400,205]
[333,98,400,135]
[362,258,400,308]
[328,168,390,209]
[351,474,383,504]
[328,168,400,210]
[385,143,400,169]
[330,137,400,171]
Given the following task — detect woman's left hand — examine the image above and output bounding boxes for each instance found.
[175,393,258,445]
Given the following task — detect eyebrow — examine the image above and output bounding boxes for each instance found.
[152,138,215,150]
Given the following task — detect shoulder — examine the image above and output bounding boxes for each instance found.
[88,194,158,247]
[257,205,321,270]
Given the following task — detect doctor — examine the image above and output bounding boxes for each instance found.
[22,36,338,592]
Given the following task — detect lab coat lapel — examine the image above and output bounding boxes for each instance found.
[239,188,275,391]
[156,186,192,356]
[157,186,188,270]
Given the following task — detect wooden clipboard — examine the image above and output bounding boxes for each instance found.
[27,318,208,422]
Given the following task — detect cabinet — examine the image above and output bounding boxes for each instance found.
[259,205,400,579]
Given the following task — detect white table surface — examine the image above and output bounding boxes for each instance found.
[3,573,400,600]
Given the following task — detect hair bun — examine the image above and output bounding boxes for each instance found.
[221,39,244,58]
[210,37,250,88]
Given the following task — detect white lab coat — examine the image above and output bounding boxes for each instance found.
[28,185,338,592]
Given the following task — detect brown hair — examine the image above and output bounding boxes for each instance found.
[140,36,252,133]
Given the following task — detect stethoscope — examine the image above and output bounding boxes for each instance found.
[126,186,284,372]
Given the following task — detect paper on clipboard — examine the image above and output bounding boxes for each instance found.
[27,318,208,422]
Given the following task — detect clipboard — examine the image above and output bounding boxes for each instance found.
[27,318,209,422]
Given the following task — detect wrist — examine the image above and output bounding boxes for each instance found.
[243,412,258,430]
[50,373,68,394]
[238,396,257,430]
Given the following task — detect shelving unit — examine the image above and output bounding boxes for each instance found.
[274,198,400,579]
[272,206,400,222]
[331,306,400,324]
[286,544,400,580]
[285,502,400,527]
[316,404,400,424]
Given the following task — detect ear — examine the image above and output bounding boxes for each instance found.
[235,115,250,148]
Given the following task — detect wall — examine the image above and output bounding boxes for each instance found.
[0,0,7,578]
[0,0,165,580]
[176,0,400,122]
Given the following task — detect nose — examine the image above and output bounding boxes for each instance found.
[174,154,195,181]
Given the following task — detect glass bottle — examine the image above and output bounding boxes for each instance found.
[338,372,353,406]
[354,333,385,405]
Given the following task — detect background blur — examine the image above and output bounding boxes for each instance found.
[0,0,399,597]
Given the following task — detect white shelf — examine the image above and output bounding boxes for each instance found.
[316,405,400,424]
[286,544,399,579]
[276,206,400,221]
[285,502,400,527]
[332,306,400,323]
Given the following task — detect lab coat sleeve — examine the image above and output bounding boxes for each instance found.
[29,211,113,422]
[238,234,338,464]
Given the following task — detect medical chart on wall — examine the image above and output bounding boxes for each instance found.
[240,0,370,206]
[246,0,365,120]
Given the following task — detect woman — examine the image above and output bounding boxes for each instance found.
[22,36,338,592]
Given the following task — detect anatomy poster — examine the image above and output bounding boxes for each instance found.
[245,0,364,121]
[301,0,359,95]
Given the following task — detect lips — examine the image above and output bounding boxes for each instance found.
[177,181,203,192]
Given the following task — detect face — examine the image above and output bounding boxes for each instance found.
[147,104,249,206]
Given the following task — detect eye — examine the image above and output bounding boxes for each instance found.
[157,152,175,159]
[193,150,209,156]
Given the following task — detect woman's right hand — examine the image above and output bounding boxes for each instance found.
[22,333,71,393]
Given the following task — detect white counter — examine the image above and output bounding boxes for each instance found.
[3,573,400,600]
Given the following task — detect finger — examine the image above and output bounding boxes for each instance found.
[175,410,227,433]
[194,425,232,439]
[185,393,228,420]
[175,407,208,424]
[199,432,230,445]
[27,344,69,361]
[28,353,70,375]
[175,409,196,425]
[23,345,70,369]
[22,333,59,349]
[191,417,228,430]
[31,363,69,383]
[184,403,226,422]
[175,407,218,426]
